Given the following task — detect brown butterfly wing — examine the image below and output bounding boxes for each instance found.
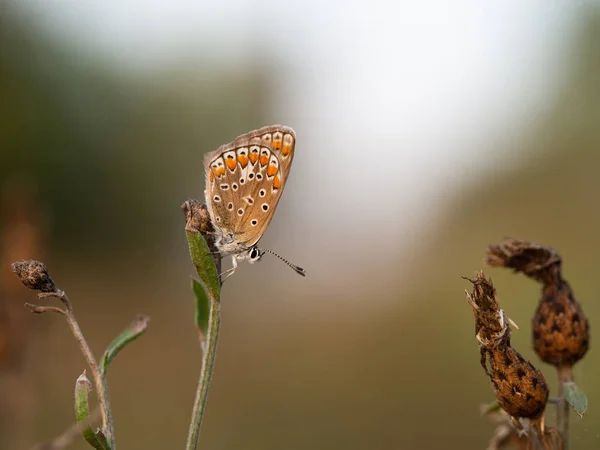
[204,125,296,248]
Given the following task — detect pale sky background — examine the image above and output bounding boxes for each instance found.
[9,0,590,283]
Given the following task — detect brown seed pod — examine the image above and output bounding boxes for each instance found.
[181,199,214,235]
[533,281,589,367]
[11,260,56,293]
[485,346,549,420]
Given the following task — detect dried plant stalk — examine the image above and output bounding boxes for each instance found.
[12,261,116,449]
[487,238,588,450]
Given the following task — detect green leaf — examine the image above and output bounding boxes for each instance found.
[564,381,588,417]
[101,315,150,373]
[192,278,211,339]
[75,371,110,450]
[74,371,92,423]
[480,400,502,415]
[186,230,220,303]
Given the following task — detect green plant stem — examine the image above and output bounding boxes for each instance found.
[185,294,221,450]
[557,365,573,450]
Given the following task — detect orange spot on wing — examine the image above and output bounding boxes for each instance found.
[238,155,248,167]
[267,165,277,177]
[217,167,225,177]
[273,175,281,189]
[260,155,269,165]
[272,140,282,149]
[249,153,259,163]
[226,158,237,171]
[209,171,214,182]
[282,144,292,155]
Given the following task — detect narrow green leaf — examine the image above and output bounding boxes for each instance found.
[186,230,220,302]
[192,278,211,339]
[564,381,588,417]
[101,315,150,373]
[75,371,110,450]
[480,400,502,415]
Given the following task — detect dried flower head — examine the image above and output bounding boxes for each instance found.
[533,281,589,366]
[11,260,56,293]
[486,238,589,368]
[486,238,561,285]
[465,271,514,350]
[181,199,214,235]
[486,346,549,420]
[181,198,222,275]
[466,271,549,420]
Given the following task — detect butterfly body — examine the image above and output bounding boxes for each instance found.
[204,125,303,280]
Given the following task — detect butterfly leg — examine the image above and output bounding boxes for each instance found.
[219,256,238,283]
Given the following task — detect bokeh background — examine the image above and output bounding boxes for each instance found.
[1,1,599,449]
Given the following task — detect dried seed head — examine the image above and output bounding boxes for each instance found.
[487,238,590,368]
[533,282,589,367]
[486,347,549,420]
[11,260,56,293]
[181,199,214,234]
[466,271,549,421]
[181,198,222,275]
[486,238,561,285]
[465,271,513,350]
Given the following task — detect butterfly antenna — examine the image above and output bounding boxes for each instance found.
[261,248,306,277]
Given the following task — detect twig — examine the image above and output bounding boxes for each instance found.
[31,290,116,449]
[557,365,573,450]
[25,303,66,315]
[29,408,102,450]
[14,260,149,450]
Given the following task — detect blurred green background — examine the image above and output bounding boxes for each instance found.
[1,2,599,449]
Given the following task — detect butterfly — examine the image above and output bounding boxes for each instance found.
[204,125,305,281]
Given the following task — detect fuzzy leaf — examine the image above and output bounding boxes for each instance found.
[101,315,150,373]
[564,381,588,417]
[186,230,220,302]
